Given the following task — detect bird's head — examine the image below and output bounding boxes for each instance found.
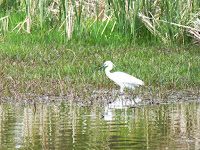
[99,61,115,70]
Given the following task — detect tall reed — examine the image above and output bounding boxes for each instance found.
[138,0,200,44]
[0,16,9,42]
[0,0,199,44]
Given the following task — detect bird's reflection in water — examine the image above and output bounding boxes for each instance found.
[103,95,142,120]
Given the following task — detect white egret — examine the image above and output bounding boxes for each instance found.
[100,61,144,93]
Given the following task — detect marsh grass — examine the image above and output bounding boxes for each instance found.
[0,0,200,44]
[0,41,199,99]
[0,0,200,100]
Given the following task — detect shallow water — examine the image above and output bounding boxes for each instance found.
[0,93,200,149]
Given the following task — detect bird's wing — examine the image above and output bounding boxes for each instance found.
[110,71,144,85]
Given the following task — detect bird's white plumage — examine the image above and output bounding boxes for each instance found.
[101,61,144,92]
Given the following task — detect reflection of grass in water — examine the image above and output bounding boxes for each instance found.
[0,42,199,98]
[0,96,199,150]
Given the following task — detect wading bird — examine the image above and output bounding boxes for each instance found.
[100,61,144,93]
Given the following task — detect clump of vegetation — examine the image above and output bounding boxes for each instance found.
[0,0,200,44]
[0,43,199,98]
[0,0,199,99]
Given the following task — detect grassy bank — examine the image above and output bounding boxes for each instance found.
[0,39,199,98]
[0,0,200,99]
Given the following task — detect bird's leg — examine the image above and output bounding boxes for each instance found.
[120,86,124,93]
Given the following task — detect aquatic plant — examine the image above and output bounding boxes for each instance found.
[0,0,200,44]
[0,43,199,98]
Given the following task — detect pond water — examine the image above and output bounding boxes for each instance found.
[0,93,200,149]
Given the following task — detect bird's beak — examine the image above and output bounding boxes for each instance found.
[99,64,105,70]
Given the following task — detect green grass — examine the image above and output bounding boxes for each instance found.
[0,0,200,98]
[0,37,199,98]
[1,0,200,45]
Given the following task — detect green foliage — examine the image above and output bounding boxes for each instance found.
[0,0,200,97]
[0,0,199,45]
[0,40,199,96]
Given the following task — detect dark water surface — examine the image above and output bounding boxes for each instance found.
[0,94,200,149]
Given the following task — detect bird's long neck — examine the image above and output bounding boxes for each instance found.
[105,66,112,77]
